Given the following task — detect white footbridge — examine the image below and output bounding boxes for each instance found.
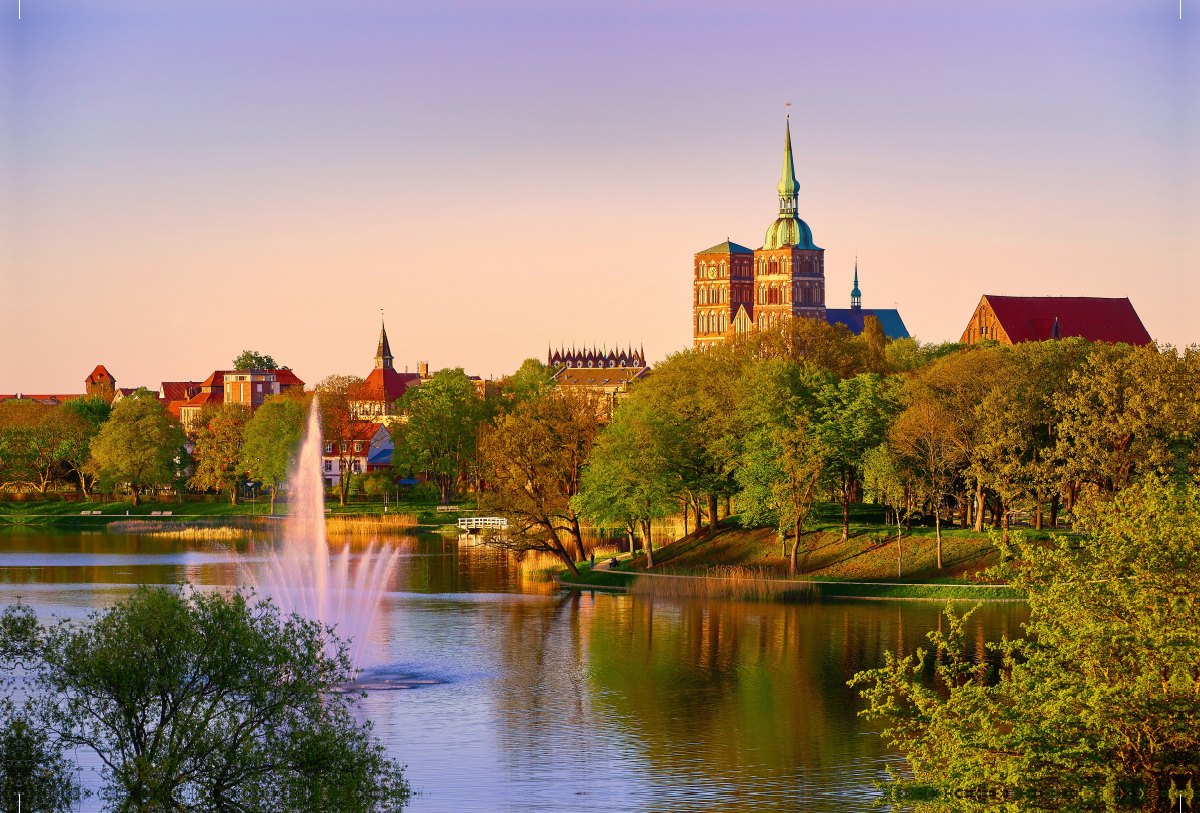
[457,516,509,531]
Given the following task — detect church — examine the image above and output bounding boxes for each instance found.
[693,122,908,348]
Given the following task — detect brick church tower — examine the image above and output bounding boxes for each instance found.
[693,120,825,349]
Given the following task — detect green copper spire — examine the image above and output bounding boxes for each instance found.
[777,119,799,205]
[851,257,862,311]
[763,118,819,250]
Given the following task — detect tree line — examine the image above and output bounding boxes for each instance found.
[384,318,1198,577]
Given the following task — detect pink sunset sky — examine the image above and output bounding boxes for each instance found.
[1,0,1195,393]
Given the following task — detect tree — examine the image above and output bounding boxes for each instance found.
[860,443,917,578]
[502,358,557,406]
[734,359,831,574]
[478,387,605,576]
[241,398,306,514]
[233,350,282,370]
[318,375,370,507]
[60,396,113,498]
[0,401,86,494]
[573,398,677,567]
[889,399,964,568]
[902,346,1011,532]
[814,374,895,542]
[87,391,185,505]
[0,708,83,813]
[1,587,411,813]
[191,403,251,505]
[390,369,485,505]
[849,478,1200,805]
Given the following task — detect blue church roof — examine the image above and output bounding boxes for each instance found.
[824,309,910,340]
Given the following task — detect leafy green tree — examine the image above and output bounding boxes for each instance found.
[850,478,1200,805]
[391,368,484,505]
[87,390,186,505]
[190,403,251,505]
[860,443,918,577]
[241,398,306,514]
[734,359,832,574]
[889,399,963,567]
[0,401,87,494]
[478,387,605,575]
[815,374,896,542]
[60,395,112,497]
[573,398,677,567]
[502,358,557,406]
[0,707,83,813]
[1056,342,1178,496]
[233,350,282,370]
[1,587,411,813]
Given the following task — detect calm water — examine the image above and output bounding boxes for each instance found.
[0,529,1030,813]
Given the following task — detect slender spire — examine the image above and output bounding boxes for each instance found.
[375,315,394,370]
[851,256,862,311]
[777,118,799,210]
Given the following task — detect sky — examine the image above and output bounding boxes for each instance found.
[1,0,1195,394]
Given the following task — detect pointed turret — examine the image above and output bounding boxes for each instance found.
[851,258,862,311]
[763,118,819,250]
[777,119,799,205]
[375,320,394,370]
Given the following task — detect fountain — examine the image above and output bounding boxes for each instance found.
[251,396,401,670]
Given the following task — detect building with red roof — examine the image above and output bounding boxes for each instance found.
[85,365,116,402]
[960,296,1152,347]
[178,368,305,431]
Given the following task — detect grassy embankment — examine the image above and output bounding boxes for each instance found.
[558,503,1043,601]
[0,498,477,533]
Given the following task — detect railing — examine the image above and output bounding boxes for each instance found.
[435,505,461,513]
[457,516,508,530]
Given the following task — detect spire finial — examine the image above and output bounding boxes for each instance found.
[851,254,862,312]
[375,313,394,370]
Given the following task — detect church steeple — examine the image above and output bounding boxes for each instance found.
[777,119,799,215]
[375,318,394,370]
[850,258,862,311]
[763,117,818,251]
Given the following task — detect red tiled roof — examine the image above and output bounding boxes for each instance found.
[160,381,203,401]
[166,400,187,418]
[984,296,1152,346]
[271,369,304,387]
[86,365,114,386]
[363,367,418,404]
[114,388,140,396]
[180,391,223,409]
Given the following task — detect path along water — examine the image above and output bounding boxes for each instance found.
[0,528,1029,813]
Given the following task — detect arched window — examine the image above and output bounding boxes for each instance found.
[700,311,709,333]
[758,284,766,304]
[719,261,726,277]
[769,258,778,275]
[719,311,728,332]
[698,286,707,305]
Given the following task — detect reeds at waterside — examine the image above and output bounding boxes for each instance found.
[629,566,815,602]
[324,514,419,535]
[106,520,248,540]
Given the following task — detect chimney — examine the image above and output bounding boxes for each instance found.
[418,362,429,378]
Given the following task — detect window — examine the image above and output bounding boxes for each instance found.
[324,442,333,453]
[352,460,361,473]
[699,311,708,333]
[340,442,348,453]
[353,441,363,453]
[698,286,707,305]
[256,384,262,393]
[719,261,726,277]
[324,460,332,472]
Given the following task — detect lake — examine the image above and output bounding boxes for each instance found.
[0,529,1030,812]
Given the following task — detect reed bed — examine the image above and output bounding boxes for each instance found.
[325,514,419,535]
[630,566,814,603]
[107,520,248,540]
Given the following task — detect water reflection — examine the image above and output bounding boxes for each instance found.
[0,529,1029,812]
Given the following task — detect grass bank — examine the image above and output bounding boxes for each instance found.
[555,503,1040,602]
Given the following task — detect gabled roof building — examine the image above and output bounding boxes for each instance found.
[960,295,1152,346]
